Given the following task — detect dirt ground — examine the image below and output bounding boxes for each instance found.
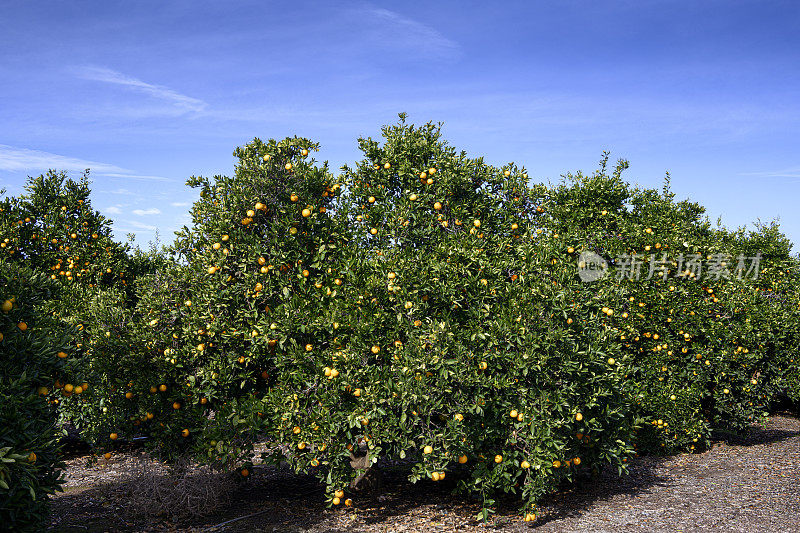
[47,412,800,533]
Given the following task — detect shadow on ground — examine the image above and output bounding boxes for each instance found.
[711,410,800,447]
[48,412,799,532]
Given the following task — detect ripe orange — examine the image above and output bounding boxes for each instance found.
[494,455,503,463]
[181,429,190,437]
[241,468,249,477]
[17,322,28,331]
[109,433,118,441]
[423,445,433,454]
[57,351,68,358]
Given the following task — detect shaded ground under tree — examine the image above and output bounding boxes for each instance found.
[47,412,800,533]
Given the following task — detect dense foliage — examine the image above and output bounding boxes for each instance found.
[0,260,71,531]
[1,117,798,527]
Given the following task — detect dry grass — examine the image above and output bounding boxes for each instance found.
[116,457,236,522]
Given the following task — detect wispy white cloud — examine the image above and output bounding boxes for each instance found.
[0,144,127,173]
[120,220,158,231]
[99,188,142,196]
[132,208,161,216]
[171,201,190,207]
[0,145,175,187]
[98,172,172,182]
[740,168,800,180]
[362,7,460,60]
[75,66,208,114]
[105,206,122,215]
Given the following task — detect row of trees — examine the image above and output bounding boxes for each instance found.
[2,115,798,529]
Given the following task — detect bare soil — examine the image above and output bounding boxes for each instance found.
[47,412,800,533]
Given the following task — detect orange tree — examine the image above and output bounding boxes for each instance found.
[89,135,348,467]
[4,170,132,292]
[0,171,145,436]
[0,257,75,529]
[284,116,638,519]
[539,161,800,455]
[716,222,800,411]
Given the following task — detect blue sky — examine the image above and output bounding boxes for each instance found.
[1,0,799,251]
